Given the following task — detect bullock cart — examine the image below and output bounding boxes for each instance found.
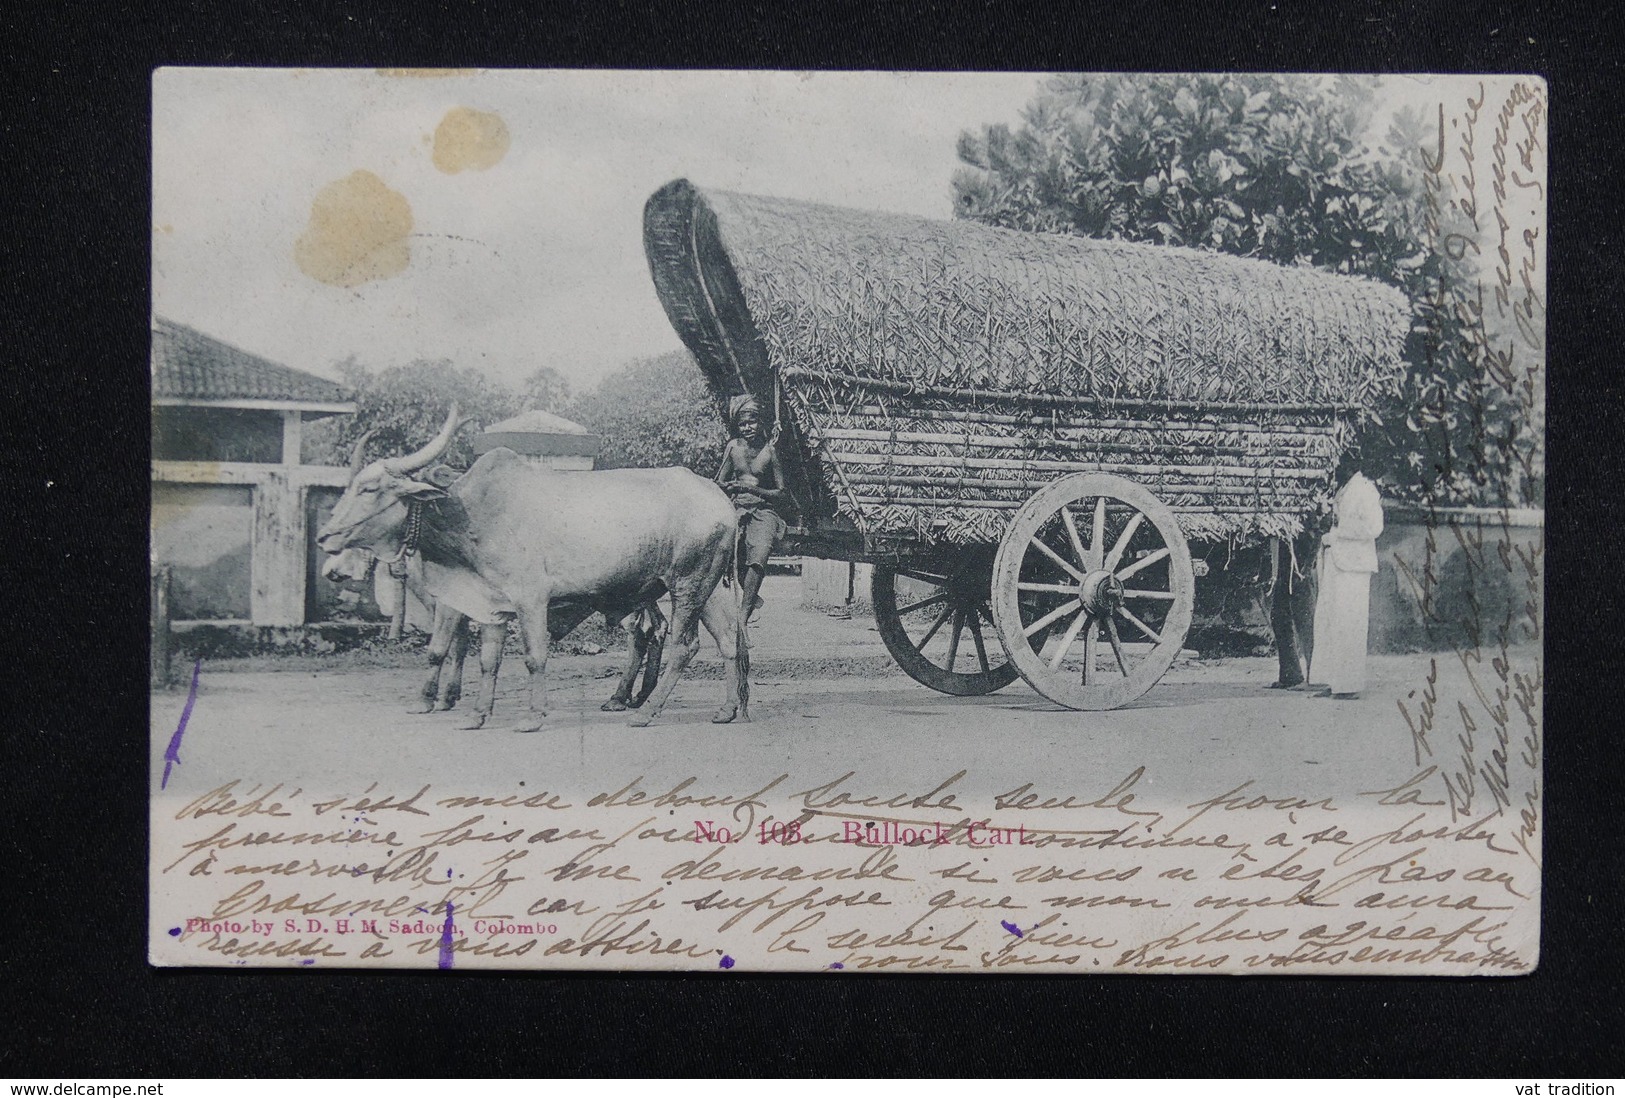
[644,180,1409,710]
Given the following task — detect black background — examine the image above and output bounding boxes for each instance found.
[7,0,1622,1079]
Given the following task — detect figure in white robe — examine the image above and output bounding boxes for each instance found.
[1308,472,1383,697]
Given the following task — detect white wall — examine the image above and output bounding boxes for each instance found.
[801,558,873,612]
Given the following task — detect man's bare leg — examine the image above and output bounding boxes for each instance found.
[699,583,745,724]
[741,563,766,623]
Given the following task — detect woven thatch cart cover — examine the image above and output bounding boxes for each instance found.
[644,179,1409,546]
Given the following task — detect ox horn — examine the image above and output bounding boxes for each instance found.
[347,428,379,479]
[384,404,463,475]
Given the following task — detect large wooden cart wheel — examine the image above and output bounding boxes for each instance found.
[990,473,1195,711]
[872,552,1018,696]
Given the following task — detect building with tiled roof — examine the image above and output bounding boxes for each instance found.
[152,316,353,409]
[151,317,361,629]
[474,408,601,469]
[152,317,354,465]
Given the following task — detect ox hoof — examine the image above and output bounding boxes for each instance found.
[512,720,545,734]
[710,706,739,725]
[409,703,436,715]
[458,715,488,731]
[601,698,629,712]
[628,713,655,728]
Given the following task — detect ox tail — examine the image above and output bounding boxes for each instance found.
[640,603,667,707]
[732,518,750,717]
[728,510,743,605]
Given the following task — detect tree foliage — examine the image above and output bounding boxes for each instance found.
[563,350,723,474]
[320,357,522,470]
[519,365,573,414]
[307,351,722,478]
[954,73,1538,508]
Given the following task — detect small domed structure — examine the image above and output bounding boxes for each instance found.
[474,409,602,470]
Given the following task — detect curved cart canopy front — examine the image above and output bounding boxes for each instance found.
[644,178,1409,548]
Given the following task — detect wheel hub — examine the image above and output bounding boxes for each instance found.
[1079,570,1124,616]
[991,472,1195,711]
[940,558,994,606]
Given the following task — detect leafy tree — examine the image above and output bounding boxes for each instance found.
[519,365,573,414]
[564,350,724,474]
[318,357,522,471]
[1359,105,1539,509]
[954,74,1536,508]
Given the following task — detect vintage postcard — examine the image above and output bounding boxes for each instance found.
[150,70,1545,973]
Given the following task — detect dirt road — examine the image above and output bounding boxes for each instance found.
[150,576,1472,810]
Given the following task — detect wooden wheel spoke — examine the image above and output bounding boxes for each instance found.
[896,592,949,616]
[1115,545,1170,581]
[1047,610,1090,671]
[968,612,991,673]
[1024,597,1082,638]
[1059,506,1088,570]
[944,609,965,670]
[1117,606,1163,645]
[874,564,1017,696]
[1018,581,1081,594]
[918,604,954,648]
[1103,512,1144,573]
[1030,537,1088,583]
[990,472,1193,711]
[1091,496,1107,570]
[1104,616,1130,675]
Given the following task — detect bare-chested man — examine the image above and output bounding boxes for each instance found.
[715,395,786,623]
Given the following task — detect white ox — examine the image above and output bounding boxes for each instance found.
[321,546,667,721]
[316,406,745,730]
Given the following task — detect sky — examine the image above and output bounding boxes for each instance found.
[153,69,1044,394]
[152,71,1531,397]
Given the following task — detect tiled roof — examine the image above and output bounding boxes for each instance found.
[152,317,351,405]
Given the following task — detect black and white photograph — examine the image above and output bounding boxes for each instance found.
[149,69,1545,974]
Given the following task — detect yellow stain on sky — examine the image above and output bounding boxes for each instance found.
[432,107,510,174]
[294,170,414,288]
[376,68,479,78]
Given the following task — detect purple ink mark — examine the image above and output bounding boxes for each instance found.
[1001,920,1024,938]
[828,962,844,970]
[437,902,456,970]
[446,868,453,878]
[161,660,201,790]
[167,927,182,937]
[299,959,315,966]
[718,955,735,970]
